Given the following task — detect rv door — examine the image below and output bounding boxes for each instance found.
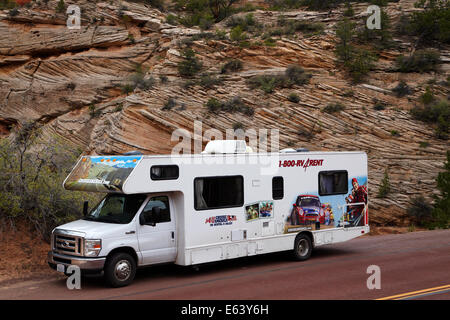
[137,195,176,265]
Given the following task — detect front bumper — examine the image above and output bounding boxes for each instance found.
[48,251,106,272]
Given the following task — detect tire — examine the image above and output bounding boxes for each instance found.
[292,234,312,261]
[104,252,136,288]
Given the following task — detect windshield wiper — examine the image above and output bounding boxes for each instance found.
[83,216,123,224]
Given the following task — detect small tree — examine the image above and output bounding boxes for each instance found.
[335,18,355,63]
[431,150,450,228]
[178,49,203,77]
[56,0,65,13]
[377,168,390,198]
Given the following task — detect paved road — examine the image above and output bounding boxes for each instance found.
[0,229,449,300]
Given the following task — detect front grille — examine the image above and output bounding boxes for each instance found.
[54,231,84,257]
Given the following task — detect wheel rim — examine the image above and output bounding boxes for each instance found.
[115,260,132,281]
[297,239,309,257]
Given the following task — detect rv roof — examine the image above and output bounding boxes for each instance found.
[138,150,366,160]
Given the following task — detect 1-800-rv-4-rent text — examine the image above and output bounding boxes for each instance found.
[48,141,369,287]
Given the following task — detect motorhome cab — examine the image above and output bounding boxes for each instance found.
[48,141,369,287]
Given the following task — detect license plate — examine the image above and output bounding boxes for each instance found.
[56,264,66,273]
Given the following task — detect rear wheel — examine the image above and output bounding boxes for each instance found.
[292,234,312,261]
[104,252,136,287]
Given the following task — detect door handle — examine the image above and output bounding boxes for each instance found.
[125,231,135,235]
[171,231,175,239]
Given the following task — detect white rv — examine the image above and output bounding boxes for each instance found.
[48,141,369,287]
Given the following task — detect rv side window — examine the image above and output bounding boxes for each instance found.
[272,177,284,200]
[142,196,171,223]
[194,176,244,210]
[319,171,348,196]
[151,165,179,180]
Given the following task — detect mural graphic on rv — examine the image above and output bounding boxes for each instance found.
[284,176,368,233]
[64,156,142,192]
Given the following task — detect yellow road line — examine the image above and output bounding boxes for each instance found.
[393,287,450,300]
[376,284,450,300]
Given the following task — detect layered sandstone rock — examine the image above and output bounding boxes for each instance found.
[0,0,448,226]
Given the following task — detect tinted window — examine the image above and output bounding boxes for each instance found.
[272,176,284,200]
[142,196,171,223]
[319,171,348,196]
[151,165,179,180]
[194,176,244,210]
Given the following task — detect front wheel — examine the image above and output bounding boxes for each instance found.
[292,234,312,261]
[104,252,136,288]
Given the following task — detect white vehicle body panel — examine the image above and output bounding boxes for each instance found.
[59,151,369,267]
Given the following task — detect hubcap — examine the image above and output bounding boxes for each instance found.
[115,260,131,281]
[297,239,309,257]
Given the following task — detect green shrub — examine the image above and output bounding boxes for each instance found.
[377,168,391,198]
[409,0,450,45]
[114,103,124,112]
[206,97,222,112]
[411,99,449,139]
[407,196,434,226]
[0,123,101,240]
[264,37,277,47]
[430,150,450,228]
[288,93,300,103]
[392,81,412,97]
[199,73,222,88]
[343,1,354,17]
[230,25,246,42]
[0,0,18,10]
[162,97,177,111]
[420,87,435,105]
[335,18,376,83]
[206,96,254,116]
[233,122,245,130]
[145,0,165,10]
[390,129,400,137]
[174,0,238,27]
[159,74,168,83]
[215,29,228,40]
[221,59,243,73]
[285,65,312,85]
[121,84,134,95]
[247,65,311,93]
[345,49,376,83]
[419,141,430,148]
[178,48,203,77]
[322,103,345,114]
[373,101,386,111]
[225,13,258,32]
[56,0,65,13]
[88,104,102,118]
[396,50,441,73]
[166,14,178,25]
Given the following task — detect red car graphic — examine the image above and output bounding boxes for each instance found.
[291,195,325,225]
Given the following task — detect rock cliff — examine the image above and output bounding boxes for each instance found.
[0,0,448,226]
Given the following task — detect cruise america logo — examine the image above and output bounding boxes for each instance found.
[205,215,237,227]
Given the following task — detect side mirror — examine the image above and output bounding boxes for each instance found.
[83,201,89,216]
[152,206,161,218]
[139,213,146,225]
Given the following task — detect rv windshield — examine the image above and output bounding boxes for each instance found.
[83,194,147,224]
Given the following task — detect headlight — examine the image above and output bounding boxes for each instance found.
[84,239,102,257]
